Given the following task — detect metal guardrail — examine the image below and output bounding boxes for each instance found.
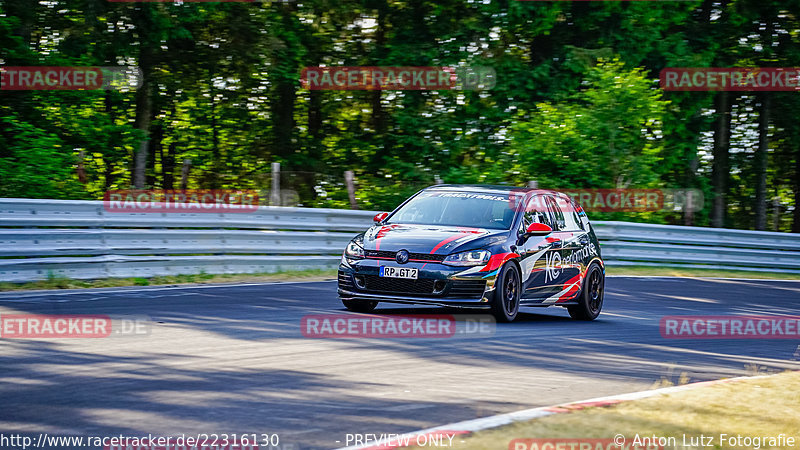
[0,198,367,282]
[593,222,800,273]
[0,198,799,282]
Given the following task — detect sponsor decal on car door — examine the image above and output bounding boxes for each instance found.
[517,195,564,299]
[541,195,600,304]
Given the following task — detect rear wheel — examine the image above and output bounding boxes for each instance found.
[490,263,520,322]
[342,299,378,313]
[567,263,604,321]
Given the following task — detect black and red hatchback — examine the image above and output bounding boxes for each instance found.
[337,185,605,322]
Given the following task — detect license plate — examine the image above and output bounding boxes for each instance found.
[380,266,418,279]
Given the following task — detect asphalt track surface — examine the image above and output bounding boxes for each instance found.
[0,277,799,449]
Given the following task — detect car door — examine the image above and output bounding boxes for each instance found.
[546,194,584,287]
[517,194,564,300]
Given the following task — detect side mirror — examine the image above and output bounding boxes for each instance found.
[525,222,553,236]
[373,212,389,224]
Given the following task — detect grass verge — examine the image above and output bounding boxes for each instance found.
[606,265,800,280]
[0,269,338,292]
[0,265,797,292]
[423,371,800,450]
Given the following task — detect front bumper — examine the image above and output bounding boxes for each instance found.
[337,260,495,308]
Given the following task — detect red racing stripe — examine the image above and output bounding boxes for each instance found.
[430,228,484,254]
[480,252,520,272]
[555,273,582,303]
[430,233,465,254]
[374,224,400,251]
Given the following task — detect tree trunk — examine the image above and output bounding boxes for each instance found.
[133,83,152,189]
[161,102,177,190]
[163,142,176,191]
[684,157,698,227]
[711,91,732,228]
[76,150,87,184]
[271,4,299,162]
[180,159,191,190]
[103,91,117,190]
[755,17,775,231]
[272,80,295,160]
[210,88,221,189]
[133,6,154,189]
[370,0,389,170]
[794,141,800,233]
[754,93,770,230]
[148,121,163,189]
[308,90,322,151]
[344,170,359,210]
[2,1,34,119]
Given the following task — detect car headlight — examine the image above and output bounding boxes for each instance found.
[443,250,491,266]
[344,240,365,260]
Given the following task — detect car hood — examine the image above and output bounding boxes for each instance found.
[362,223,508,255]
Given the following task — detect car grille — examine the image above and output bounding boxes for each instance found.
[365,250,446,262]
[449,280,487,298]
[363,275,436,294]
[349,275,486,299]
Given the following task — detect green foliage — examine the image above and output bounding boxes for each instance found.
[0,111,87,199]
[505,59,669,190]
[0,0,798,230]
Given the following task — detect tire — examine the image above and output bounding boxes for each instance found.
[342,298,378,313]
[568,263,604,321]
[490,262,521,322]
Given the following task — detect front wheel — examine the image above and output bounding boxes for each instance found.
[342,299,378,313]
[567,263,604,321]
[490,263,521,322]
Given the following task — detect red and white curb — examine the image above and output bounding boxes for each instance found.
[335,373,775,450]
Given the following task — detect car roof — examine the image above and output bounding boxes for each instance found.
[424,184,567,197]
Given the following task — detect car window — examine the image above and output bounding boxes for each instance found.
[553,195,582,231]
[545,196,566,231]
[520,195,554,233]
[388,191,514,229]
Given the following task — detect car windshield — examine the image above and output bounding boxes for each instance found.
[387,191,515,229]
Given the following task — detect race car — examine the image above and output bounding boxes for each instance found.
[337,185,605,322]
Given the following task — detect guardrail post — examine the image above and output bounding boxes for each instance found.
[180,159,191,190]
[271,162,281,206]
